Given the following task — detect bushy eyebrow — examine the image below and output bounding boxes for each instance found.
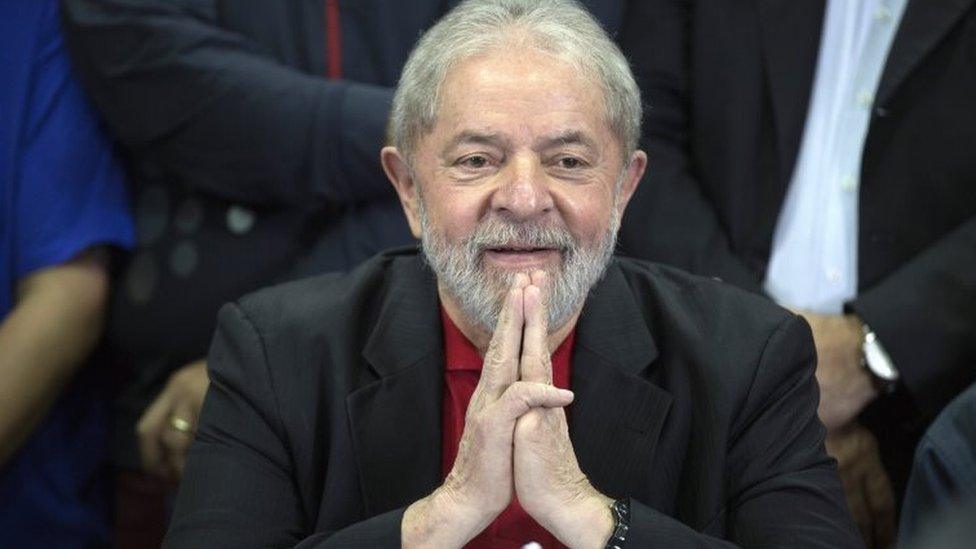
[440,129,598,158]
[536,130,598,152]
[441,131,508,157]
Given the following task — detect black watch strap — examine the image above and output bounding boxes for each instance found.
[605,498,630,549]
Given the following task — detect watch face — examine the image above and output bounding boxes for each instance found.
[863,333,899,381]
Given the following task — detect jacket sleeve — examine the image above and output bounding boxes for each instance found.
[164,303,404,548]
[898,383,976,541]
[848,215,976,418]
[626,316,863,548]
[616,0,763,293]
[61,0,394,208]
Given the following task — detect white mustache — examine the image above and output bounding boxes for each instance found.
[466,219,577,254]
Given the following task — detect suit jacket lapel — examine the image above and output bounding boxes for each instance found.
[876,0,975,107]
[570,264,673,498]
[756,0,826,185]
[347,256,444,516]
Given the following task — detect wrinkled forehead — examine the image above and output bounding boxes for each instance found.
[430,47,612,146]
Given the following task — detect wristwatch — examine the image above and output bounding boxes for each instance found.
[861,324,899,394]
[605,498,630,549]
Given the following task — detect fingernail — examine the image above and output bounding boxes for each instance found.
[558,389,574,399]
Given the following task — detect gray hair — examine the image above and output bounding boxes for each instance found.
[389,0,642,162]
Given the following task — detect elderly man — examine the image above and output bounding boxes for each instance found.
[164,1,860,547]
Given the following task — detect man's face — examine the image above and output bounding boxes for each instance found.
[386,47,645,332]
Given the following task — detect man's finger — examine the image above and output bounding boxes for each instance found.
[843,479,873,547]
[161,427,189,480]
[863,453,896,547]
[496,381,573,421]
[136,392,171,477]
[164,399,198,480]
[478,274,528,398]
[520,273,551,384]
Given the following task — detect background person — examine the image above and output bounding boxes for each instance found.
[898,382,976,543]
[0,0,135,545]
[618,1,976,545]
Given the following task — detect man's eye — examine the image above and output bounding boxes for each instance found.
[557,157,585,169]
[457,155,490,169]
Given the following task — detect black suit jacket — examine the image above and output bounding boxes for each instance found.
[164,249,859,548]
[617,0,976,423]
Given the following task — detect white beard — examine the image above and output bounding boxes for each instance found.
[418,198,620,333]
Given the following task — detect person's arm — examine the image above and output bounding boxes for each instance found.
[0,250,109,466]
[898,383,976,541]
[0,0,135,467]
[164,303,405,548]
[61,0,394,208]
[620,316,862,547]
[616,0,762,292]
[848,215,976,418]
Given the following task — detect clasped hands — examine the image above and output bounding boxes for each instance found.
[403,271,614,548]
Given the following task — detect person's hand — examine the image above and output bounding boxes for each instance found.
[514,271,615,549]
[402,274,576,547]
[136,359,209,481]
[799,312,877,431]
[826,424,896,548]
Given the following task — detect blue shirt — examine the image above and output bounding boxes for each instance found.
[0,1,134,546]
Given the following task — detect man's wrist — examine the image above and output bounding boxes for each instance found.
[859,323,900,395]
[845,315,880,407]
[544,491,615,549]
[580,492,616,549]
[594,495,619,549]
[402,485,495,548]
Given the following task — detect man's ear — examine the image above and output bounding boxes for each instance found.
[381,146,423,238]
[615,149,648,219]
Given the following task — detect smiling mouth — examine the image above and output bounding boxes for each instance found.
[486,245,556,253]
[482,246,563,268]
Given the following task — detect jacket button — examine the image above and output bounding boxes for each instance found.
[226,204,256,235]
[170,240,199,278]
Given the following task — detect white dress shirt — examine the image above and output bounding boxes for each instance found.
[764,0,907,314]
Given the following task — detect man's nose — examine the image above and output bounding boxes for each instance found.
[490,154,554,220]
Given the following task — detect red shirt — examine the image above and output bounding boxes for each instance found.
[440,308,575,549]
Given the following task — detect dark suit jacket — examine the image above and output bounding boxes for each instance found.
[164,248,860,548]
[899,381,976,541]
[617,1,976,425]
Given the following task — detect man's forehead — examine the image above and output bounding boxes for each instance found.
[440,50,599,107]
[432,54,606,135]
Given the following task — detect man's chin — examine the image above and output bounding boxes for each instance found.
[479,263,560,288]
